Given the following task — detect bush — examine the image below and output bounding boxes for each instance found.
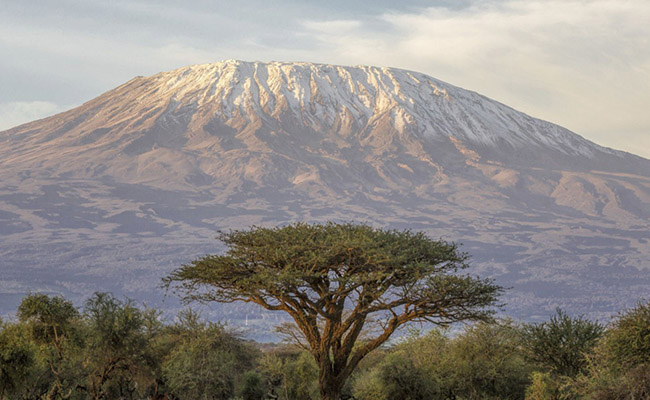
[0,321,35,398]
[574,301,650,399]
[377,353,437,400]
[525,371,578,400]
[601,301,650,368]
[520,309,604,378]
[239,370,267,400]
[258,349,319,400]
[163,321,256,400]
[447,321,532,400]
[82,292,153,399]
[355,321,532,400]
[16,293,84,399]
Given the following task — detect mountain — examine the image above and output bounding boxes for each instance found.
[1,60,649,334]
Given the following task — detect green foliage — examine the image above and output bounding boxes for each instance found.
[352,329,452,400]
[84,293,146,352]
[354,322,532,400]
[0,321,35,399]
[163,334,236,399]
[601,301,650,368]
[352,367,386,400]
[162,314,257,400]
[446,321,532,399]
[239,370,267,400]
[82,292,154,399]
[521,309,604,378]
[573,301,650,399]
[17,293,80,348]
[614,365,650,399]
[525,371,577,400]
[259,349,319,400]
[525,372,557,400]
[2,293,264,399]
[574,363,650,400]
[396,328,452,387]
[16,293,84,399]
[376,353,437,400]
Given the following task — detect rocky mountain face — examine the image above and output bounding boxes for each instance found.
[1,61,649,334]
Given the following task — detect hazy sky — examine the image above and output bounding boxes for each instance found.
[1,0,649,158]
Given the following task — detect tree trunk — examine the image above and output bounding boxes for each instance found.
[319,369,343,400]
[320,385,342,400]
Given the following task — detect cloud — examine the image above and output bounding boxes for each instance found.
[0,101,70,131]
[297,0,650,157]
[302,19,362,33]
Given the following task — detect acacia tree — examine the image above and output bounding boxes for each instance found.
[165,222,502,400]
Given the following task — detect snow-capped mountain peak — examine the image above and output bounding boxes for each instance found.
[131,60,612,157]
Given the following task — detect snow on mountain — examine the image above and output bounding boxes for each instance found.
[4,61,643,181]
[1,61,649,336]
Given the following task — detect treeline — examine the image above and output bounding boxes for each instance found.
[1,293,649,400]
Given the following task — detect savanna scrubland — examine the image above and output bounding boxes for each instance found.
[1,223,648,399]
[1,295,649,399]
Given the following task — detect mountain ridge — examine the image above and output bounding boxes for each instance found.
[1,61,649,335]
[4,60,646,166]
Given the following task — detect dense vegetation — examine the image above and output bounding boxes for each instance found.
[2,294,649,399]
[1,222,648,399]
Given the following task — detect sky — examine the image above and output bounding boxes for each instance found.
[1,0,649,158]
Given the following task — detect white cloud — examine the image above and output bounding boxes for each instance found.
[298,0,650,158]
[0,101,70,131]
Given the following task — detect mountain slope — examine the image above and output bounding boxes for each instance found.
[1,61,649,334]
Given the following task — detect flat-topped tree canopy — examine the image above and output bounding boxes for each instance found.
[165,222,502,400]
